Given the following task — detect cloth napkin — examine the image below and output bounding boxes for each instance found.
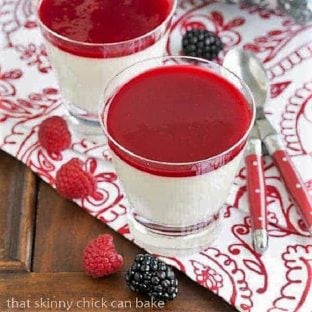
[0,0,311,311]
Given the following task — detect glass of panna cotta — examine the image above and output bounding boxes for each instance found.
[100,56,255,256]
[37,0,176,130]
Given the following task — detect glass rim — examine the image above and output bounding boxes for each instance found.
[99,55,256,167]
[37,0,177,48]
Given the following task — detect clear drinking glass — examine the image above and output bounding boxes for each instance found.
[100,56,255,256]
[37,0,177,131]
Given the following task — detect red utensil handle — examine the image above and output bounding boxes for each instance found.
[273,150,312,233]
[246,154,266,230]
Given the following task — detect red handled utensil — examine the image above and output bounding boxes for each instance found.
[224,49,269,253]
[258,119,312,234]
[224,49,312,253]
[245,130,268,253]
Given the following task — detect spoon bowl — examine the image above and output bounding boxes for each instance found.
[223,49,269,119]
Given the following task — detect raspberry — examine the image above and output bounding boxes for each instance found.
[83,234,123,278]
[38,116,71,154]
[55,158,95,199]
[88,234,115,251]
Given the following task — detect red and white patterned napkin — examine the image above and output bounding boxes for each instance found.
[1,1,311,311]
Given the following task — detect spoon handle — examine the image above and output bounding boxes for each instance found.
[245,138,268,253]
[272,150,312,235]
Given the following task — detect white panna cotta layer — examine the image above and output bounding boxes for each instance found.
[111,149,244,228]
[45,35,168,116]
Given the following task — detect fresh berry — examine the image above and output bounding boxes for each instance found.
[38,116,71,154]
[55,158,95,199]
[125,254,178,301]
[86,234,115,251]
[182,28,223,60]
[83,234,123,278]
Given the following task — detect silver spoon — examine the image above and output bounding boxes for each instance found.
[224,49,268,115]
[224,49,269,254]
[224,49,312,251]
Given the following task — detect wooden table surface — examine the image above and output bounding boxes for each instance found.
[0,150,236,312]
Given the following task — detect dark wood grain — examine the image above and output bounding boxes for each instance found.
[0,151,37,272]
[33,182,139,273]
[0,151,236,312]
[32,181,235,311]
[0,272,233,312]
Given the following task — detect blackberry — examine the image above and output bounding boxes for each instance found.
[125,254,178,301]
[182,28,224,60]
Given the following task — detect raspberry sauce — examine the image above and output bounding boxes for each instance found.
[106,65,252,176]
[39,0,172,43]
